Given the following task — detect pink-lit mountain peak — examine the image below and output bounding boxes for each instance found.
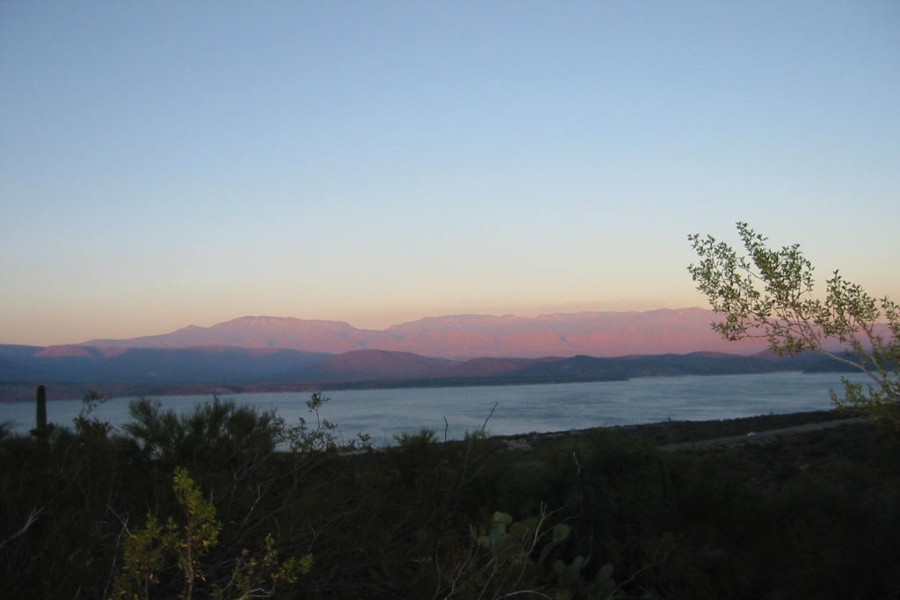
[219,316,356,330]
[388,313,534,334]
[76,308,767,359]
[84,316,373,354]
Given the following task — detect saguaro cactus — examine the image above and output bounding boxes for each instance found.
[35,384,47,435]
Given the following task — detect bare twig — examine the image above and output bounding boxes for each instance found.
[0,506,44,550]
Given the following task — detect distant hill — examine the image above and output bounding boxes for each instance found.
[0,345,330,387]
[391,351,855,389]
[312,350,458,382]
[0,344,855,402]
[83,317,375,354]
[0,345,43,382]
[0,308,864,401]
[78,308,769,359]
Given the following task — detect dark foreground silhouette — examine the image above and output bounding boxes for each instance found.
[2,399,898,599]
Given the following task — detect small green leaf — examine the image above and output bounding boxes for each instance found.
[552,523,571,543]
[596,562,614,583]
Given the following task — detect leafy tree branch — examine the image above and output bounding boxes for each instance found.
[688,222,899,426]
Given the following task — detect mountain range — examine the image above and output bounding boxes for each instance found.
[0,308,856,402]
[77,308,768,358]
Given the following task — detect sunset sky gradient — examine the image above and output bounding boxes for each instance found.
[2,1,899,346]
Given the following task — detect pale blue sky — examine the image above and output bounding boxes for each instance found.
[2,1,899,345]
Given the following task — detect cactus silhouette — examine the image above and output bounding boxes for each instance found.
[35,384,47,436]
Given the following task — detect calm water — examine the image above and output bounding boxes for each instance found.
[0,372,867,446]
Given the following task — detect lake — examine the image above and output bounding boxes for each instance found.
[0,372,868,445]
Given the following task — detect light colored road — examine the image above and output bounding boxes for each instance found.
[660,417,867,452]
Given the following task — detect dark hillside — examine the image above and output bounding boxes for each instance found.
[0,345,865,402]
[1,404,897,599]
[13,346,332,385]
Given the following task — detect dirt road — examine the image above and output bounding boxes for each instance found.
[660,417,867,452]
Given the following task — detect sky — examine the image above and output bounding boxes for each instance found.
[2,1,899,346]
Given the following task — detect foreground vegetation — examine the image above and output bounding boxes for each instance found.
[2,394,899,599]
